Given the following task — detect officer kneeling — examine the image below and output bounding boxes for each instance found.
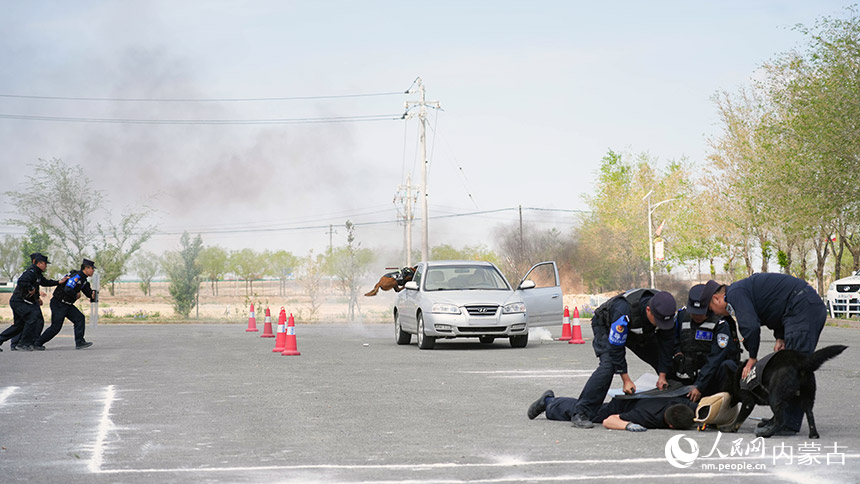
[33,258,97,351]
[569,289,677,428]
[672,283,740,402]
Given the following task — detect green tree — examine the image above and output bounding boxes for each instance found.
[199,246,229,296]
[5,158,156,279]
[131,251,161,296]
[297,250,325,321]
[19,226,53,271]
[0,235,23,280]
[163,232,203,318]
[327,221,374,321]
[5,158,102,265]
[576,150,694,292]
[229,249,265,296]
[268,250,298,296]
[94,210,156,295]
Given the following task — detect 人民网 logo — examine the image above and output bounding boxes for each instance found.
[665,434,699,469]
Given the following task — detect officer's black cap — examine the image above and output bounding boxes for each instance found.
[648,291,677,329]
[82,258,96,269]
[687,283,708,315]
[32,253,50,264]
[699,280,723,311]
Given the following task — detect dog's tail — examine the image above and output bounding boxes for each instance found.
[803,345,848,372]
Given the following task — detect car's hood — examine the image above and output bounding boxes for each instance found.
[423,290,521,306]
[834,274,860,285]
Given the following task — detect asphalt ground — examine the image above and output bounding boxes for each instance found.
[1,319,859,484]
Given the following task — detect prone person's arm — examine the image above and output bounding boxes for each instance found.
[602,414,629,430]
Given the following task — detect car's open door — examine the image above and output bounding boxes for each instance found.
[516,261,563,327]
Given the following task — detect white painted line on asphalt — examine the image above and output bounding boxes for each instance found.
[0,386,19,405]
[289,472,767,483]
[461,369,594,379]
[94,455,860,475]
[460,370,594,374]
[88,385,116,474]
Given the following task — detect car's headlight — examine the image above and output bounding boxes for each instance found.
[502,302,526,314]
[829,283,836,291]
[432,303,460,314]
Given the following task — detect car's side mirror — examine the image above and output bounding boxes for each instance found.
[404,281,419,290]
[519,280,536,290]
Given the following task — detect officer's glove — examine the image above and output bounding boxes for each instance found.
[625,423,647,432]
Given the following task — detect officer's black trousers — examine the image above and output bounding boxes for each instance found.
[573,324,660,420]
[780,286,827,431]
[1,299,44,347]
[37,300,86,346]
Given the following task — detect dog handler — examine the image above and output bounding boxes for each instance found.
[569,289,677,428]
[704,274,827,435]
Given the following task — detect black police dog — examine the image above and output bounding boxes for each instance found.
[725,345,847,438]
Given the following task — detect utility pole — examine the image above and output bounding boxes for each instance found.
[519,205,524,254]
[404,78,440,262]
[326,224,337,255]
[395,176,416,266]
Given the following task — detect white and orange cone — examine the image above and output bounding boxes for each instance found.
[260,307,275,338]
[245,303,258,332]
[281,313,301,356]
[272,307,287,352]
[559,305,572,341]
[569,306,585,344]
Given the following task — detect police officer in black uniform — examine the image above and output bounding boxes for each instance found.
[672,283,740,402]
[528,389,696,431]
[0,253,66,351]
[570,289,677,428]
[7,253,43,351]
[33,258,97,350]
[704,275,827,436]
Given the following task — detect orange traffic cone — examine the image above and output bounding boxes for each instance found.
[559,305,572,341]
[260,307,275,338]
[245,303,258,332]
[569,306,585,344]
[272,308,287,352]
[281,313,301,356]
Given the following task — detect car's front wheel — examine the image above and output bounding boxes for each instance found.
[417,313,435,350]
[394,312,411,345]
[509,334,528,348]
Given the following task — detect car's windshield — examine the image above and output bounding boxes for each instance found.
[423,266,510,291]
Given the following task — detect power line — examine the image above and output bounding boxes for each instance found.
[0,112,403,125]
[0,91,406,103]
[0,207,589,237]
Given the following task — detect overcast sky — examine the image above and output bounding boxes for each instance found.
[0,1,854,262]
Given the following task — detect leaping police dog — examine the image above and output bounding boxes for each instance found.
[364,267,417,297]
[724,344,847,438]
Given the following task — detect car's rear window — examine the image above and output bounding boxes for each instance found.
[423,266,509,291]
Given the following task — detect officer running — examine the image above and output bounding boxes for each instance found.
[0,253,66,351]
[704,275,827,436]
[672,283,740,402]
[33,258,97,350]
[570,289,677,428]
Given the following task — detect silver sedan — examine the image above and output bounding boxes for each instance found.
[393,260,562,349]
